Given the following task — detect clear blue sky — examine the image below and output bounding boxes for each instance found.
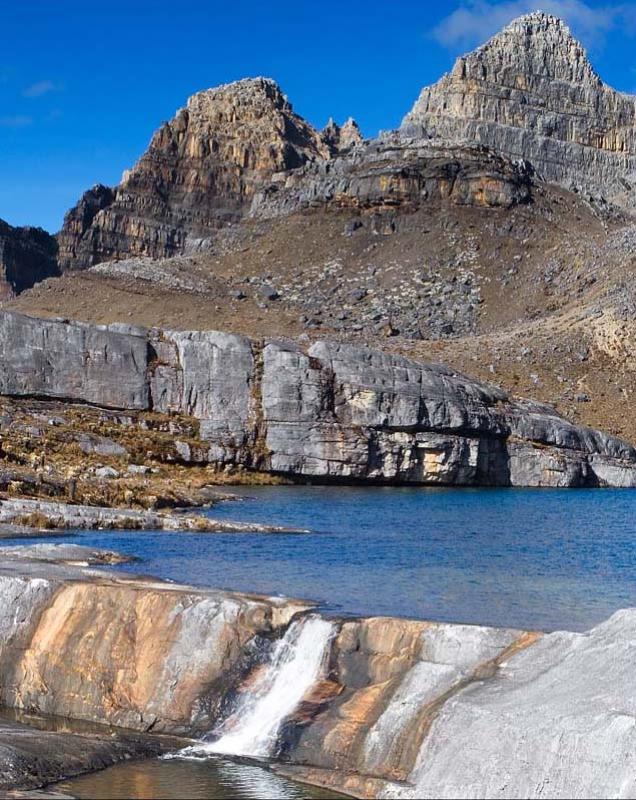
[2,0,636,232]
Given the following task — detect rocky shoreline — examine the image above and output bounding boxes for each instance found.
[0,712,179,796]
[0,544,635,798]
[0,497,308,534]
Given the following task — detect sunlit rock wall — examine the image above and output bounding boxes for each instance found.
[0,310,635,486]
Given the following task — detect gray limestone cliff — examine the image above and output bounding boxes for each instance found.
[401,12,636,203]
[0,309,634,487]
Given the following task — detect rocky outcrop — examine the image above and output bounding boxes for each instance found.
[0,550,309,734]
[0,310,635,487]
[401,12,636,204]
[0,310,149,408]
[4,546,636,798]
[250,137,532,220]
[58,78,533,271]
[54,14,636,274]
[275,608,636,799]
[0,497,308,533]
[321,116,364,153]
[56,184,116,272]
[0,219,58,298]
[57,78,330,270]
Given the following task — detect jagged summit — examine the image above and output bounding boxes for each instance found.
[467,11,600,84]
[56,15,636,274]
[58,76,331,270]
[401,11,636,200]
[183,76,303,125]
[322,116,363,152]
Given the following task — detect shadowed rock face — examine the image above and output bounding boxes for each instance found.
[0,218,58,298]
[401,12,636,203]
[0,716,166,792]
[0,309,635,487]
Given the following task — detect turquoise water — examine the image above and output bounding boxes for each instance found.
[6,486,636,632]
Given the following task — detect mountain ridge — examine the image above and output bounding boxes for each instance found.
[10,10,636,448]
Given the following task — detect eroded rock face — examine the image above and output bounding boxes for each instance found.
[58,78,532,271]
[401,12,636,203]
[56,184,116,272]
[321,116,364,153]
[57,78,330,270]
[250,137,532,220]
[0,557,308,734]
[379,609,636,799]
[0,312,149,408]
[276,609,636,799]
[276,617,533,795]
[0,218,58,298]
[5,549,636,799]
[0,310,635,487]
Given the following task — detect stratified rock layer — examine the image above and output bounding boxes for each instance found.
[0,309,634,487]
[57,78,329,270]
[250,137,532,220]
[0,218,58,298]
[401,12,636,203]
[57,77,533,271]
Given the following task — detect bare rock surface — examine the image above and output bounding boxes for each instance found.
[401,12,636,204]
[0,312,149,409]
[0,219,58,300]
[0,310,634,487]
[57,78,330,270]
[250,137,532,221]
[57,77,532,273]
[0,548,311,736]
[3,548,636,799]
[0,497,308,534]
[0,543,135,564]
[380,609,636,799]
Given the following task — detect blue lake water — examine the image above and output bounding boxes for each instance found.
[5,486,636,632]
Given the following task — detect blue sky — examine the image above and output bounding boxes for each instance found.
[2,0,636,232]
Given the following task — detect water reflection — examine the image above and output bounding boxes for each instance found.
[56,757,344,799]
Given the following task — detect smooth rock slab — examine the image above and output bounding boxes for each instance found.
[382,609,636,799]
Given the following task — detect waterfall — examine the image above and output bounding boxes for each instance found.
[173,615,334,760]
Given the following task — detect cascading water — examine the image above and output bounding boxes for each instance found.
[173,615,334,760]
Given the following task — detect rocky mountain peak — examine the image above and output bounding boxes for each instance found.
[401,12,636,201]
[58,77,331,270]
[464,11,599,84]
